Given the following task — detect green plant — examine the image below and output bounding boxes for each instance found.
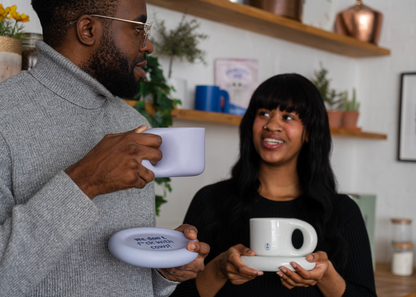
[0,4,30,40]
[133,55,180,216]
[152,13,208,78]
[311,63,344,111]
[343,89,360,111]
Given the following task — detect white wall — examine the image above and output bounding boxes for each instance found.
[10,0,416,264]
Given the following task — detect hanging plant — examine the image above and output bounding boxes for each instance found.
[134,55,180,216]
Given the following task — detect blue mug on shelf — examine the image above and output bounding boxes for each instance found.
[195,85,230,113]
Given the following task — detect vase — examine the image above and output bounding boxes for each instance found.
[327,110,343,128]
[341,111,360,130]
[21,32,43,70]
[248,0,304,22]
[0,36,22,83]
[334,0,383,44]
[167,77,189,109]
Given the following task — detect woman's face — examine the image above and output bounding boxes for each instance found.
[252,107,306,168]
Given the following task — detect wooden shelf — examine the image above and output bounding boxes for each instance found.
[172,108,242,125]
[124,102,387,140]
[172,108,387,139]
[147,0,390,58]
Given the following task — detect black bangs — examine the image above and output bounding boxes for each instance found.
[247,73,323,129]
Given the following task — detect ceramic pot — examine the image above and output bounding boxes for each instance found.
[229,0,248,3]
[0,36,22,83]
[327,110,343,128]
[341,111,360,130]
[249,0,304,22]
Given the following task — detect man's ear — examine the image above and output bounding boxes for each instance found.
[75,15,101,46]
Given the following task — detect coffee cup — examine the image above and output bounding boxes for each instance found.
[141,127,205,178]
[195,85,230,113]
[250,218,317,257]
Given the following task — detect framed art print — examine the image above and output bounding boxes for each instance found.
[398,72,416,162]
[215,59,258,116]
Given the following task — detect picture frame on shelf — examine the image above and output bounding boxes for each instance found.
[398,72,416,162]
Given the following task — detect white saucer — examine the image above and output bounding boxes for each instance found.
[241,255,316,272]
[108,227,198,268]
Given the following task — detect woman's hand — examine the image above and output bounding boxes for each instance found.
[277,251,329,289]
[218,244,263,285]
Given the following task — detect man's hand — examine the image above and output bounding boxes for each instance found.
[65,125,162,199]
[159,224,210,282]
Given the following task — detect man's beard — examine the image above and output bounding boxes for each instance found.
[82,33,143,99]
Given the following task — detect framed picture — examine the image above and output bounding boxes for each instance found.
[398,72,416,161]
[215,59,258,116]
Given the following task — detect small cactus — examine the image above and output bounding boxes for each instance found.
[343,89,360,112]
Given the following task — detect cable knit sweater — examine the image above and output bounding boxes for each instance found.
[0,41,177,297]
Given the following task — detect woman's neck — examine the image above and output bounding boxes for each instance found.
[258,162,303,201]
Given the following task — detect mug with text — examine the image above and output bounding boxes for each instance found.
[141,127,205,178]
[195,85,230,113]
[250,218,318,257]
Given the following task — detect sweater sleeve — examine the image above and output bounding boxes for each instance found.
[0,134,103,296]
[151,268,180,297]
[338,195,377,297]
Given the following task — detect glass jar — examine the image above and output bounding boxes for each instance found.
[21,33,43,71]
[391,218,412,243]
[391,242,414,276]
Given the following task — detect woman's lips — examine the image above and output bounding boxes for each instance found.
[262,134,285,149]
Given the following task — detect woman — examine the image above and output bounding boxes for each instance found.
[172,73,376,297]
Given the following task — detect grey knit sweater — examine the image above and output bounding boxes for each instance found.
[0,41,178,296]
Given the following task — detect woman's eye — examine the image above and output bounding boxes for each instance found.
[259,111,270,117]
[283,115,294,120]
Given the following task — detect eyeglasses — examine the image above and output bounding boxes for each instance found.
[71,14,152,48]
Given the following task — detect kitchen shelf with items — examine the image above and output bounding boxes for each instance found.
[147,0,390,58]
[172,109,387,140]
[123,100,387,140]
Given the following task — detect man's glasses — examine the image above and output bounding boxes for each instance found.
[70,14,152,48]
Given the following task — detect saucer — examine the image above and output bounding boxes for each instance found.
[241,255,316,272]
[108,227,198,268]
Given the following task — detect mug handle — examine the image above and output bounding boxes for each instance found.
[141,129,168,178]
[289,220,318,256]
[219,90,230,113]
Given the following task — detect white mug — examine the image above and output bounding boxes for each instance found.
[141,127,205,178]
[250,218,318,257]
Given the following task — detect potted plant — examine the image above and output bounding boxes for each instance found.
[133,55,180,216]
[311,64,344,128]
[151,13,208,110]
[341,88,361,130]
[0,4,30,83]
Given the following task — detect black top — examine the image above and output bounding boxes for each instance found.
[172,181,377,297]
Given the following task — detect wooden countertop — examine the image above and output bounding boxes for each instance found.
[375,263,416,297]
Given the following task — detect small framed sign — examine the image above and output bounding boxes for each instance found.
[398,72,416,162]
[215,59,258,116]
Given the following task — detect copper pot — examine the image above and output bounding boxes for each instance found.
[249,0,304,22]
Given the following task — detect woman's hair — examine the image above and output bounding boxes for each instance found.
[203,73,347,271]
[31,0,119,48]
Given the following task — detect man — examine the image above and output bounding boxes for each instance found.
[0,0,209,296]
